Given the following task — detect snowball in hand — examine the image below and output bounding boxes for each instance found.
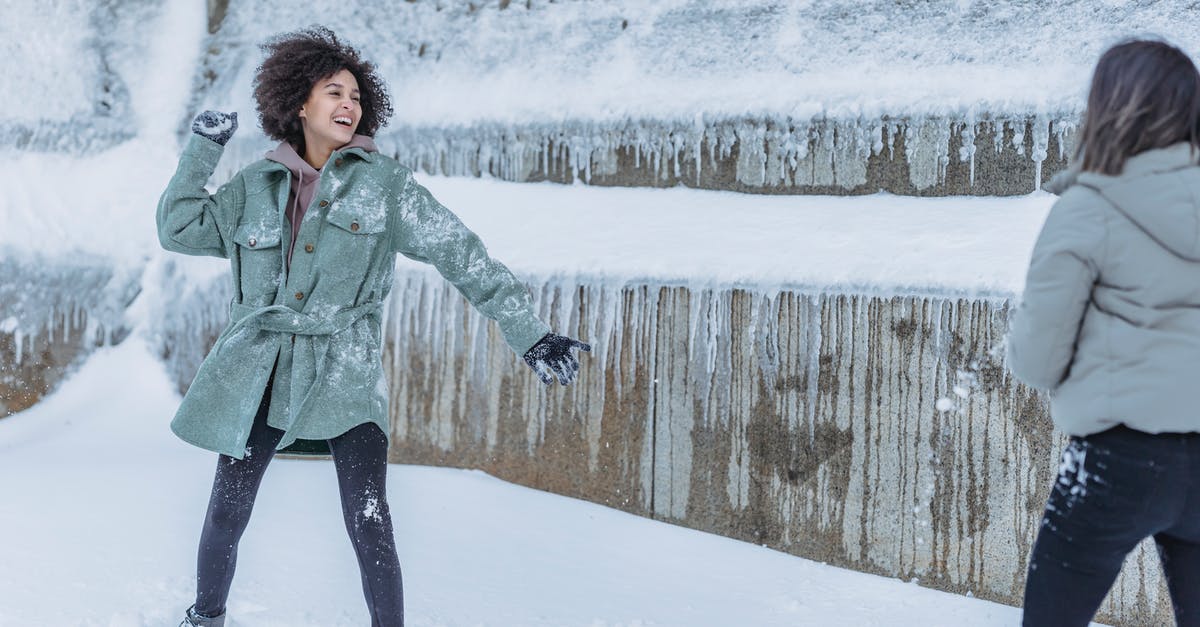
[190,110,238,146]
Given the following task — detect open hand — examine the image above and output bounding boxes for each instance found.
[523,333,591,386]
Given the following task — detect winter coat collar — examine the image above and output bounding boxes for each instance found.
[1044,142,1198,195]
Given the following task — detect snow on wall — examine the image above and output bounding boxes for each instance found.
[0,0,207,412]
[194,0,1196,194]
[0,0,166,153]
[0,256,140,416]
[211,115,1074,196]
[201,0,1199,125]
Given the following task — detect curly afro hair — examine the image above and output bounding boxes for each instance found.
[253,26,393,148]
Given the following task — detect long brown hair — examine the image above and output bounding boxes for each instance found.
[1076,39,1200,175]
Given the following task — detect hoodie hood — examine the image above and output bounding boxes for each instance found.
[1065,143,1200,261]
[264,133,378,176]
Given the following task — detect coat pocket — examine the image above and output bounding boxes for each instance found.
[233,222,284,303]
[320,203,386,284]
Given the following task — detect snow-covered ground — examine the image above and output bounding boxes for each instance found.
[0,334,1105,627]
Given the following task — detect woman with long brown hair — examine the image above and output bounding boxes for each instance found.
[1008,39,1200,626]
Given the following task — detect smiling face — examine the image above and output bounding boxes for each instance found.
[297,68,361,152]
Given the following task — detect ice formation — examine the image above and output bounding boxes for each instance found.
[190,0,1196,195]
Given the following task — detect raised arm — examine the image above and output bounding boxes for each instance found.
[390,173,591,384]
[156,111,243,258]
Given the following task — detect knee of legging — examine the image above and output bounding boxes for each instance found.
[347,496,392,534]
[205,498,253,537]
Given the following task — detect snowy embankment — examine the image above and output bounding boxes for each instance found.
[414,177,1053,297]
[0,336,1104,627]
[203,1,1200,126]
[2,159,1053,299]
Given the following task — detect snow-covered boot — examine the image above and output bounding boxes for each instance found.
[180,605,225,627]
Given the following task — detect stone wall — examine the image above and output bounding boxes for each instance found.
[378,116,1074,197]
[382,275,1174,627]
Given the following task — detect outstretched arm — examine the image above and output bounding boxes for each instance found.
[156,111,242,258]
[390,173,590,384]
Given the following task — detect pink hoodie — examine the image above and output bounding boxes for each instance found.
[265,134,378,268]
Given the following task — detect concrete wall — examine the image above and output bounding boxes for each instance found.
[381,276,1174,627]
[382,117,1074,197]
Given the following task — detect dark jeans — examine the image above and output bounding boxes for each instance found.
[194,379,403,627]
[1023,425,1200,627]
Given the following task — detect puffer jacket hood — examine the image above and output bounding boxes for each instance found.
[1046,143,1200,260]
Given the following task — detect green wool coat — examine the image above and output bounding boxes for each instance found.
[157,134,550,459]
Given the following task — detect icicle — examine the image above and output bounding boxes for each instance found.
[1011,120,1026,157]
[936,121,953,184]
[687,288,703,363]
[607,285,624,397]
[959,119,977,188]
[705,291,721,378]
[1031,116,1051,191]
[804,294,822,444]
[390,287,402,372]
[932,298,945,355]
[994,120,1008,155]
[1054,118,1077,161]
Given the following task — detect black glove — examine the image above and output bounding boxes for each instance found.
[191,110,238,146]
[523,333,591,386]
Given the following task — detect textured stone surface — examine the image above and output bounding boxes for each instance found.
[382,276,1171,627]
[378,117,1074,197]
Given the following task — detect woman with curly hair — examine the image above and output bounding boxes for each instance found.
[159,27,590,627]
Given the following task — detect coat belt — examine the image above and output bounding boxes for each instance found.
[220,300,384,425]
[226,301,382,338]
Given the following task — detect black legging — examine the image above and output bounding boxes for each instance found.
[194,379,403,626]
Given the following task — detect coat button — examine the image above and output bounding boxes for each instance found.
[248,237,257,247]
[350,221,360,232]
[295,291,304,300]
[319,200,329,208]
[335,159,343,167]
[304,243,314,253]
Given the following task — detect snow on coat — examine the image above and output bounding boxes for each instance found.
[157,134,550,458]
[1007,142,1200,436]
